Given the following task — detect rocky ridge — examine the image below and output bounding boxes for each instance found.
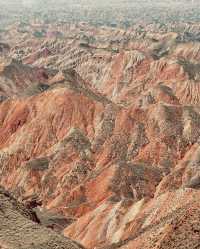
[0,187,84,249]
[1,21,200,249]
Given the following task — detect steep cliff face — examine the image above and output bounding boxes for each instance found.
[1,22,200,249]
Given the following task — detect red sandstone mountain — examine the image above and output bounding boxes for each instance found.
[1,22,200,249]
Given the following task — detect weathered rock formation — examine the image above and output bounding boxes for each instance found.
[1,21,200,249]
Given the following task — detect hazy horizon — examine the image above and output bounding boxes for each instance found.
[1,0,200,28]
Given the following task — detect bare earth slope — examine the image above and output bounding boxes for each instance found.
[0,187,84,249]
[1,21,200,249]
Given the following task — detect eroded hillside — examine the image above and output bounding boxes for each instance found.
[0,9,200,249]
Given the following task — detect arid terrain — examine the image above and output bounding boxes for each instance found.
[0,1,200,249]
